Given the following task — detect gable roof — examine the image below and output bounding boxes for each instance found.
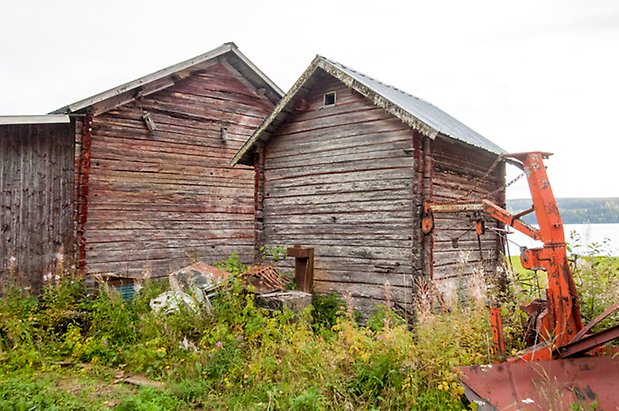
[52,42,283,116]
[231,55,505,166]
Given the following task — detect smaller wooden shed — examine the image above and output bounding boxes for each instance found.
[232,56,507,313]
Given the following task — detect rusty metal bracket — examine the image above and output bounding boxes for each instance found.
[287,244,314,292]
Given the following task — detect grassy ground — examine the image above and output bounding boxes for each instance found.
[1,252,616,410]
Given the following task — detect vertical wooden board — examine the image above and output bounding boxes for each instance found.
[0,123,74,293]
[83,61,275,278]
[260,71,417,313]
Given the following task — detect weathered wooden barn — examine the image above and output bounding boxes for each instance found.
[1,43,282,291]
[232,56,506,313]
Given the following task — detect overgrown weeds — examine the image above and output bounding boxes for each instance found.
[1,242,616,409]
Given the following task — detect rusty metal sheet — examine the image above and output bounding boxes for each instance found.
[459,356,619,410]
[241,265,288,294]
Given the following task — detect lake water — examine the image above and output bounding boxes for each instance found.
[506,223,619,256]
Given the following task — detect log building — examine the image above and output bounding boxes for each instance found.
[1,43,282,291]
[232,56,506,313]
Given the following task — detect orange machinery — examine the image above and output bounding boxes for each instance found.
[421,152,618,409]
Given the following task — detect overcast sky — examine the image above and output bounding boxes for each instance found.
[2,0,618,199]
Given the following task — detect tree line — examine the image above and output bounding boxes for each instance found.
[507,198,619,224]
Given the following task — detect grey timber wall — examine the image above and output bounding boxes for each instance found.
[83,61,275,277]
[260,73,417,313]
[0,123,74,292]
[429,136,505,295]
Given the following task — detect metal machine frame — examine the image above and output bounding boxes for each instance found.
[422,152,618,361]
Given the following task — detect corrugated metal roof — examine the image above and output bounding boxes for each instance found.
[322,57,505,155]
[51,42,283,115]
[0,115,70,125]
[232,55,505,166]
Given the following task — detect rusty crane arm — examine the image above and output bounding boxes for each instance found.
[423,152,592,361]
[422,151,619,409]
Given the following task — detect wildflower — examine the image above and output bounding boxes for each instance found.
[438,381,450,391]
[236,335,244,341]
[215,341,223,348]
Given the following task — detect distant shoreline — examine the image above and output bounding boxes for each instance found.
[507,198,619,225]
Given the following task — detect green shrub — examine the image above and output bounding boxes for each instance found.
[4,245,614,410]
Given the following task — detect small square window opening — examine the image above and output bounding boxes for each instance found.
[323,91,336,107]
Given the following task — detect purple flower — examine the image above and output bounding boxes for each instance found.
[236,335,244,341]
[215,341,223,348]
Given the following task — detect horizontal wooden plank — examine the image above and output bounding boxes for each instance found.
[277,107,393,136]
[265,186,411,206]
[266,117,411,157]
[97,111,257,147]
[88,190,253,206]
[313,280,413,304]
[263,223,414,236]
[263,199,413,216]
[265,146,413,172]
[88,220,254,231]
[88,203,253,215]
[92,156,253,176]
[90,132,237,161]
[265,157,413,182]
[88,228,254,243]
[265,236,412,249]
[311,269,414,288]
[88,238,252,253]
[264,211,413,225]
[87,244,254,264]
[86,251,254,277]
[87,210,253,222]
[266,135,413,169]
[265,172,410,193]
[88,168,252,187]
[267,168,414,190]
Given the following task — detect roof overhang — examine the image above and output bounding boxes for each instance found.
[0,114,70,125]
[51,42,283,116]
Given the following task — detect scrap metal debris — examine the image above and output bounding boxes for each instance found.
[169,262,229,304]
[150,263,229,314]
[149,290,197,315]
[459,356,619,410]
[149,263,301,315]
[240,265,288,294]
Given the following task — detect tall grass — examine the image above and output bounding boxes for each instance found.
[0,243,616,409]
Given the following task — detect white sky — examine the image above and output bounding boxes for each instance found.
[2,0,618,199]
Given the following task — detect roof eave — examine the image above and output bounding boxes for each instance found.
[0,114,70,125]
